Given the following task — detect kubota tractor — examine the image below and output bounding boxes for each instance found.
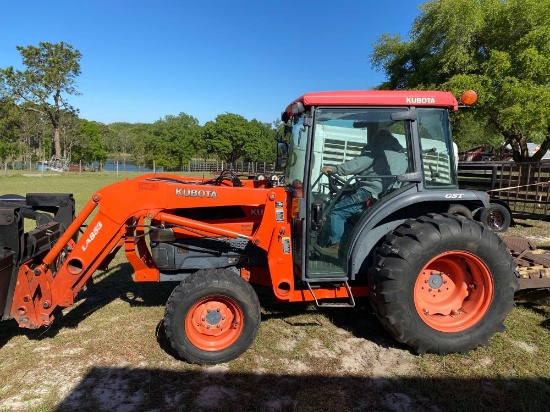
[0,90,519,364]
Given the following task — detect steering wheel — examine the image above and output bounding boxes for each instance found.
[326,171,347,194]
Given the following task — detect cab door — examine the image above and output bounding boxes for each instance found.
[304,107,412,280]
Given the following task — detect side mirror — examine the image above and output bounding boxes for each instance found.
[277,142,290,168]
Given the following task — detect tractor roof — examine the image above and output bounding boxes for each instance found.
[290,90,459,111]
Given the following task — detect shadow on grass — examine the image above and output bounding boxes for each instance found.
[0,262,176,349]
[0,265,402,359]
[52,366,550,412]
[252,283,405,351]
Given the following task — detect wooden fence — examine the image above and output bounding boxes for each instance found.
[457,161,550,219]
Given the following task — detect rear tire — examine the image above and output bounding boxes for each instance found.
[164,268,260,364]
[368,214,518,354]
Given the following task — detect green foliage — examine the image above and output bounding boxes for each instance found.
[371,0,550,162]
[107,122,139,163]
[72,119,107,166]
[0,98,21,160]
[203,113,277,163]
[203,113,249,162]
[0,42,81,160]
[152,113,202,170]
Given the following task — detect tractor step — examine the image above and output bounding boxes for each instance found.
[306,280,355,308]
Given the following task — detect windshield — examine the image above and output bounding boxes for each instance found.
[418,108,458,189]
[311,107,412,196]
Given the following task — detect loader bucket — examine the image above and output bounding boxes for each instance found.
[0,205,23,320]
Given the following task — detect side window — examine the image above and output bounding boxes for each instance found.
[418,108,458,189]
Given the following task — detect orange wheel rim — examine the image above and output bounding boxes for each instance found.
[414,251,494,332]
[185,295,244,351]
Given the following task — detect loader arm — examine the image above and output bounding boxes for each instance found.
[7,174,287,329]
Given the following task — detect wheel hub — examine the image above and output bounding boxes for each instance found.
[414,251,494,332]
[427,272,444,289]
[191,301,235,337]
[206,310,222,325]
[417,269,468,316]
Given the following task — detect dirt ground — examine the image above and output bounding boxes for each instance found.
[0,267,421,412]
[1,223,550,411]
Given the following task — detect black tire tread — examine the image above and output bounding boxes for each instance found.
[164,268,260,364]
[368,213,518,355]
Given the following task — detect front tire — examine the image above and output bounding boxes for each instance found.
[164,268,261,364]
[368,214,518,354]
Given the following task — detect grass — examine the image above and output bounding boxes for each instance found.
[0,171,549,411]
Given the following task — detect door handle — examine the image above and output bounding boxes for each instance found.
[311,201,323,231]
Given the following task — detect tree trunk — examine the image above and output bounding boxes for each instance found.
[529,125,550,163]
[53,126,62,160]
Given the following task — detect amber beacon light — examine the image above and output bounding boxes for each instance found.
[460,89,478,105]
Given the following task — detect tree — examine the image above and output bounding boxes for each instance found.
[243,119,277,162]
[130,123,155,169]
[0,42,82,160]
[203,113,250,163]
[58,110,82,163]
[0,98,22,168]
[203,113,277,163]
[107,122,139,169]
[13,105,47,168]
[371,0,550,162]
[152,113,202,170]
[72,119,107,168]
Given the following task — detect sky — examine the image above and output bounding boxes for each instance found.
[0,1,423,126]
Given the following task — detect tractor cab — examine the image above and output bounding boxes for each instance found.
[281,91,463,285]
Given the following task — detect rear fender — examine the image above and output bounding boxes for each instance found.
[347,187,487,279]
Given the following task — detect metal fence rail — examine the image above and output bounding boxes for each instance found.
[182,160,278,174]
[458,160,550,219]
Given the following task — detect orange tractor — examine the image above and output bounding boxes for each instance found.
[0,90,520,364]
